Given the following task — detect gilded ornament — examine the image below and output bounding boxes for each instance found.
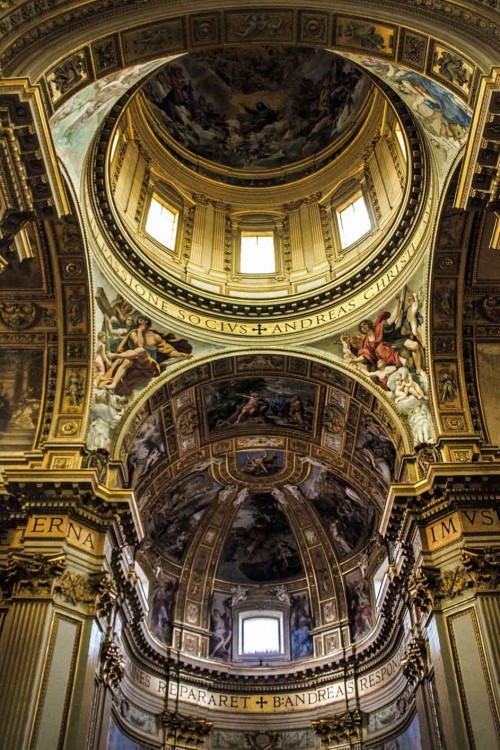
[4,552,66,598]
[53,569,96,608]
[0,302,38,329]
[313,710,363,747]
[100,639,125,691]
[59,420,78,436]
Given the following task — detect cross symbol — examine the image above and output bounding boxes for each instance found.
[252,323,268,336]
[256,696,268,709]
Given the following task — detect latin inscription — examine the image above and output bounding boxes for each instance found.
[102,243,417,338]
[127,650,402,713]
[426,508,500,550]
[25,515,103,555]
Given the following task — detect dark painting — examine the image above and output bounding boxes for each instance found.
[356,413,396,486]
[299,466,375,559]
[149,577,176,645]
[143,47,370,171]
[0,349,43,451]
[127,412,165,488]
[236,449,285,476]
[218,492,303,582]
[145,468,221,561]
[209,591,233,662]
[204,377,316,434]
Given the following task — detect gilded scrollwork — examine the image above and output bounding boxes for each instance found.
[312,710,363,747]
[100,639,125,691]
[4,552,66,598]
[162,712,212,750]
[410,548,500,611]
[401,637,427,685]
[53,569,96,608]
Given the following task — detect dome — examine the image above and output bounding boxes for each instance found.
[141,48,372,181]
[91,45,421,318]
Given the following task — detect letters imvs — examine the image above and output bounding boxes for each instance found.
[426,508,500,549]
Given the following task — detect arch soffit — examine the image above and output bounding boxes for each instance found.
[109,348,415,470]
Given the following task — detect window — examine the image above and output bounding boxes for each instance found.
[240,232,276,274]
[110,130,121,161]
[394,123,407,162]
[337,194,372,248]
[239,611,284,656]
[145,194,178,250]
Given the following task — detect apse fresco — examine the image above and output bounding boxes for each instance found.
[209,591,233,661]
[145,468,222,561]
[356,413,396,486]
[0,241,43,290]
[204,377,316,434]
[0,349,43,452]
[290,593,314,659]
[310,273,436,447]
[88,269,218,452]
[346,568,375,641]
[127,412,165,487]
[344,55,470,174]
[299,466,375,559]
[218,492,303,582]
[149,576,176,645]
[143,48,370,171]
[236,450,285,476]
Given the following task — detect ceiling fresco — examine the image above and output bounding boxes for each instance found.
[299,466,377,560]
[145,466,222,562]
[342,54,471,177]
[143,47,371,173]
[0,350,44,452]
[218,491,303,583]
[203,377,318,435]
[89,268,222,452]
[308,266,435,446]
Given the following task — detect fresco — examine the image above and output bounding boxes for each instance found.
[218,492,303,583]
[290,592,314,659]
[107,720,152,750]
[88,269,218,452]
[204,377,316,434]
[0,349,43,452]
[343,54,471,175]
[145,467,222,561]
[310,276,436,446]
[371,714,422,750]
[127,412,166,488]
[356,414,396,486]
[143,47,370,171]
[149,576,176,645]
[299,466,375,559]
[51,60,163,184]
[236,450,285,476]
[346,568,375,641]
[209,591,233,661]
